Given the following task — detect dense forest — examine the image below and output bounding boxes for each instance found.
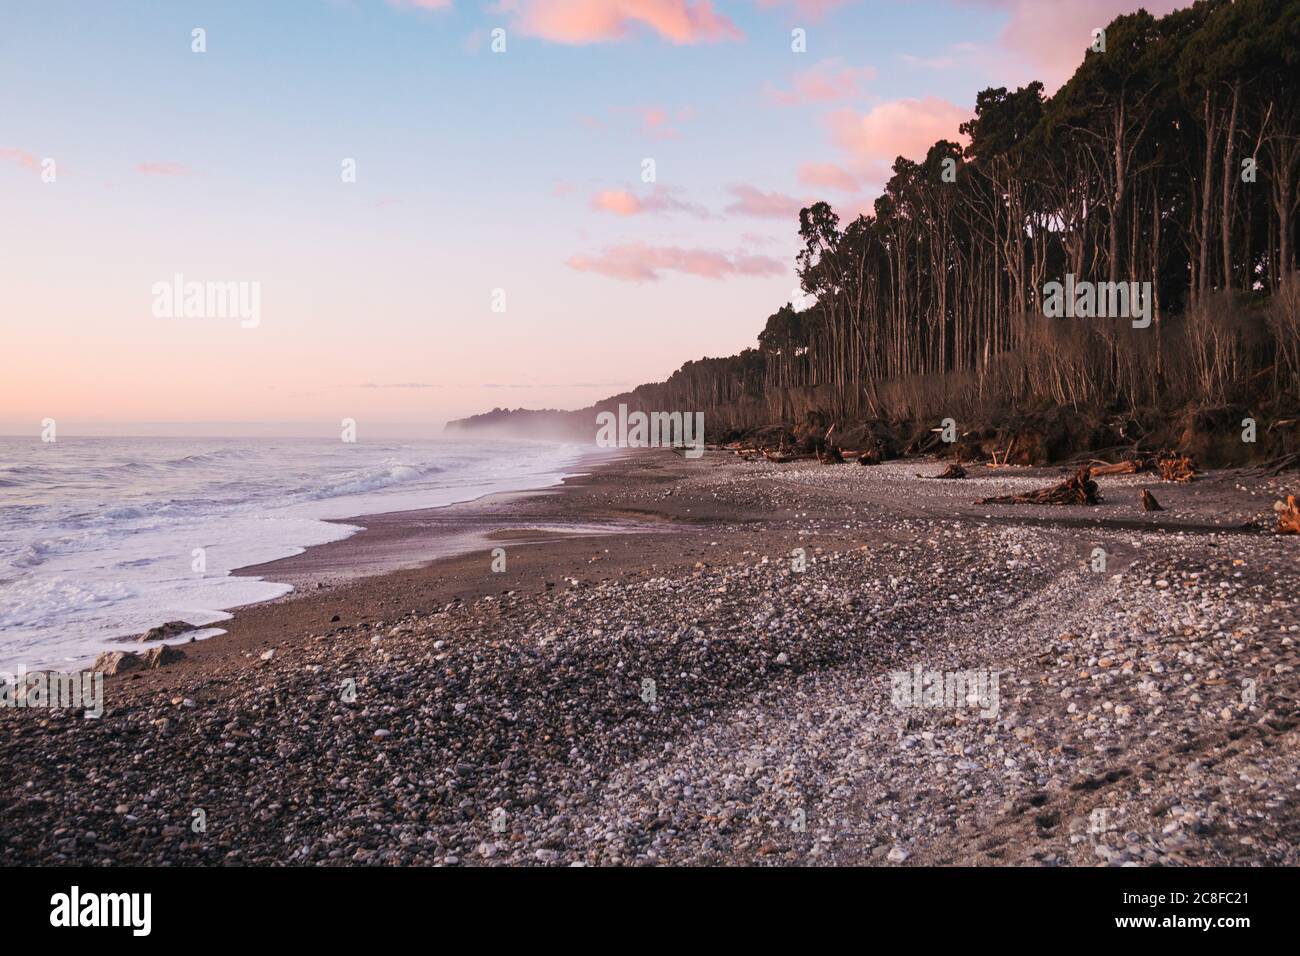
[452,0,1300,465]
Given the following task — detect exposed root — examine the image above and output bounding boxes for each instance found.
[979,468,1101,506]
[1157,451,1197,482]
[1277,495,1300,535]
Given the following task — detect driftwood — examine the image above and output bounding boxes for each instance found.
[979,468,1101,506]
[988,436,1017,467]
[1141,488,1163,511]
[1088,459,1142,477]
[919,463,967,479]
[761,448,800,464]
[1157,451,1197,482]
[1261,451,1300,475]
[1278,496,1300,534]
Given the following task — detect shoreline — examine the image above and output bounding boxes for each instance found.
[3,452,1297,865]
[95,449,685,692]
[231,448,638,591]
[10,444,610,672]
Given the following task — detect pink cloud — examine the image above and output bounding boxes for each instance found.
[590,184,709,217]
[498,1,742,45]
[0,148,40,173]
[568,242,784,282]
[592,189,643,216]
[768,59,875,106]
[640,106,679,139]
[961,0,1184,91]
[829,96,969,178]
[798,162,860,193]
[724,184,806,220]
[621,105,695,139]
[135,162,192,176]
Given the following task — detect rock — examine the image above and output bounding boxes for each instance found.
[887,846,910,863]
[141,645,185,669]
[138,620,194,642]
[260,649,275,662]
[92,651,144,675]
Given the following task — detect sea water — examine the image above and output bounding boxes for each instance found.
[0,436,584,670]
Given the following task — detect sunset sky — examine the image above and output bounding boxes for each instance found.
[0,0,1182,435]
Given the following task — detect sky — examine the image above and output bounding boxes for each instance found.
[0,0,1185,436]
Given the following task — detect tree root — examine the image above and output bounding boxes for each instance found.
[979,468,1101,506]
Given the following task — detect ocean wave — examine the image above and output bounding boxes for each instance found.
[0,437,582,670]
[166,448,257,467]
[305,460,448,499]
[0,577,135,629]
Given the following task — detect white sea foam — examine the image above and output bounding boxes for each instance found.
[0,436,585,670]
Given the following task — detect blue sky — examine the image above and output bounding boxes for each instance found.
[0,0,1172,432]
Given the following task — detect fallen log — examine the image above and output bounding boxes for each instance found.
[918,463,967,479]
[1141,488,1163,511]
[761,448,801,464]
[1277,495,1300,534]
[1157,451,1196,482]
[979,468,1101,506]
[1088,459,1142,477]
[1261,451,1299,475]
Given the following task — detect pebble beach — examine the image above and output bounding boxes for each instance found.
[3,452,1297,866]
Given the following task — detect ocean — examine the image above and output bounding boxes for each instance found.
[0,436,585,671]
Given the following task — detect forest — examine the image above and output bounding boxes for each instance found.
[453,0,1300,465]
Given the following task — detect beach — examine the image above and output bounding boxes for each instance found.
[2,451,1297,866]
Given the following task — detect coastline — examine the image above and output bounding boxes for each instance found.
[0,437,599,673]
[3,451,1297,865]
[98,448,681,689]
